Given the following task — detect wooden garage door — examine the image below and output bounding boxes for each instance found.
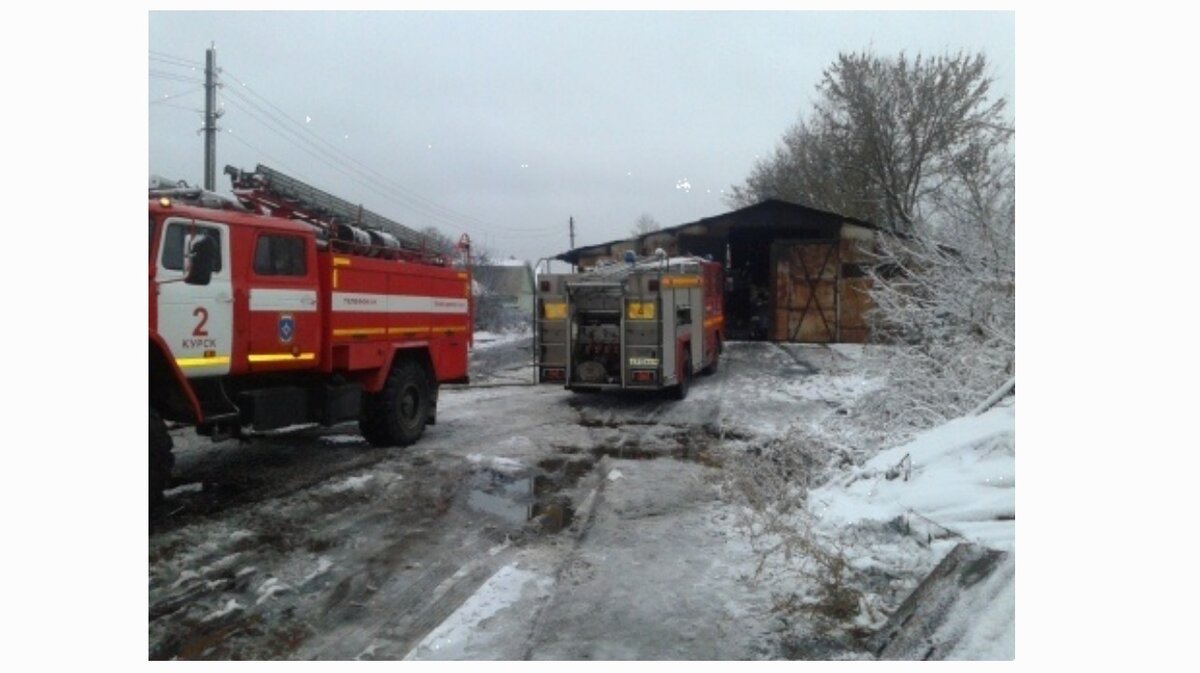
[771,241,839,343]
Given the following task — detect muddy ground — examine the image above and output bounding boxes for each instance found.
[149,338,874,660]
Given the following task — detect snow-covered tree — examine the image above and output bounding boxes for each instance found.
[856,148,1014,434]
[729,50,1011,237]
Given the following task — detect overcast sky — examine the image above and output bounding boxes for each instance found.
[149,11,1014,264]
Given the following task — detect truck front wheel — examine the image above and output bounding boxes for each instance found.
[362,359,431,447]
[150,408,174,508]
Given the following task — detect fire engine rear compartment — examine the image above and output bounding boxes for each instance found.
[567,284,625,388]
[535,255,722,399]
[566,282,671,391]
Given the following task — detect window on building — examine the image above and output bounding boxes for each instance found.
[254,234,307,276]
[162,222,222,272]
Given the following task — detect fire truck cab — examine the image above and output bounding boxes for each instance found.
[536,253,724,399]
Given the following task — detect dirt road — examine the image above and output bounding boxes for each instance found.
[149,341,854,660]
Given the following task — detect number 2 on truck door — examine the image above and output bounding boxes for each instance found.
[155,219,233,377]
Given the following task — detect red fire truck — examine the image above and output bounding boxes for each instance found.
[149,165,472,505]
[535,253,724,399]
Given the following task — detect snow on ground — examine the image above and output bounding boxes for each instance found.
[322,473,376,494]
[826,343,866,362]
[806,397,1016,659]
[811,399,1015,552]
[318,434,367,446]
[403,564,555,660]
[472,328,531,350]
[779,370,882,404]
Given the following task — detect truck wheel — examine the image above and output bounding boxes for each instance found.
[358,413,390,447]
[358,394,390,446]
[363,359,430,447]
[150,408,174,508]
[669,353,692,401]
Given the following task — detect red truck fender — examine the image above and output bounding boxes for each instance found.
[149,330,204,424]
[360,343,437,393]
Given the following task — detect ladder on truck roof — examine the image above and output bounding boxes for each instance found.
[570,253,699,284]
[225,163,435,259]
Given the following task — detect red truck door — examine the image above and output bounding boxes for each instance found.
[244,229,321,371]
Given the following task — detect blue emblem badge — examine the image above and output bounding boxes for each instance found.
[278,314,295,344]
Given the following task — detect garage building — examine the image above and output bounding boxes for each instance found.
[554,199,884,343]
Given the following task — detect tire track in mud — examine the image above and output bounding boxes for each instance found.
[149,454,472,660]
[295,521,517,660]
[150,430,593,660]
[152,446,398,535]
[153,385,562,534]
[518,460,612,660]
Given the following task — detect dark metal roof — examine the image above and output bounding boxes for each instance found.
[554,199,880,265]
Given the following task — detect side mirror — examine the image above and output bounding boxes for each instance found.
[185,233,216,286]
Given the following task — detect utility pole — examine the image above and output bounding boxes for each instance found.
[569,216,576,272]
[203,45,219,190]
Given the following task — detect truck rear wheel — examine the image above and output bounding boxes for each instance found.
[362,359,430,447]
[150,408,174,508]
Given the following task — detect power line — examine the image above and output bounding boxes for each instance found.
[221,70,496,230]
[219,68,562,236]
[149,57,203,73]
[149,70,205,85]
[151,101,204,113]
[149,85,205,105]
[218,92,466,236]
[149,50,203,67]
[219,87,436,221]
[220,83,556,237]
[145,50,560,256]
[224,130,314,185]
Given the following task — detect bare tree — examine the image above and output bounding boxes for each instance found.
[420,225,496,266]
[730,51,1011,236]
[419,225,457,257]
[630,213,661,237]
[728,118,876,224]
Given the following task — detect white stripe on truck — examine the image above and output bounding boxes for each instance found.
[249,288,319,312]
[331,292,468,314]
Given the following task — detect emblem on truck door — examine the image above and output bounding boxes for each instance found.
[278,313,295,344]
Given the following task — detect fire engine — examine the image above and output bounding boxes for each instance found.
[535,252,724,398]
[149,164,472,505]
